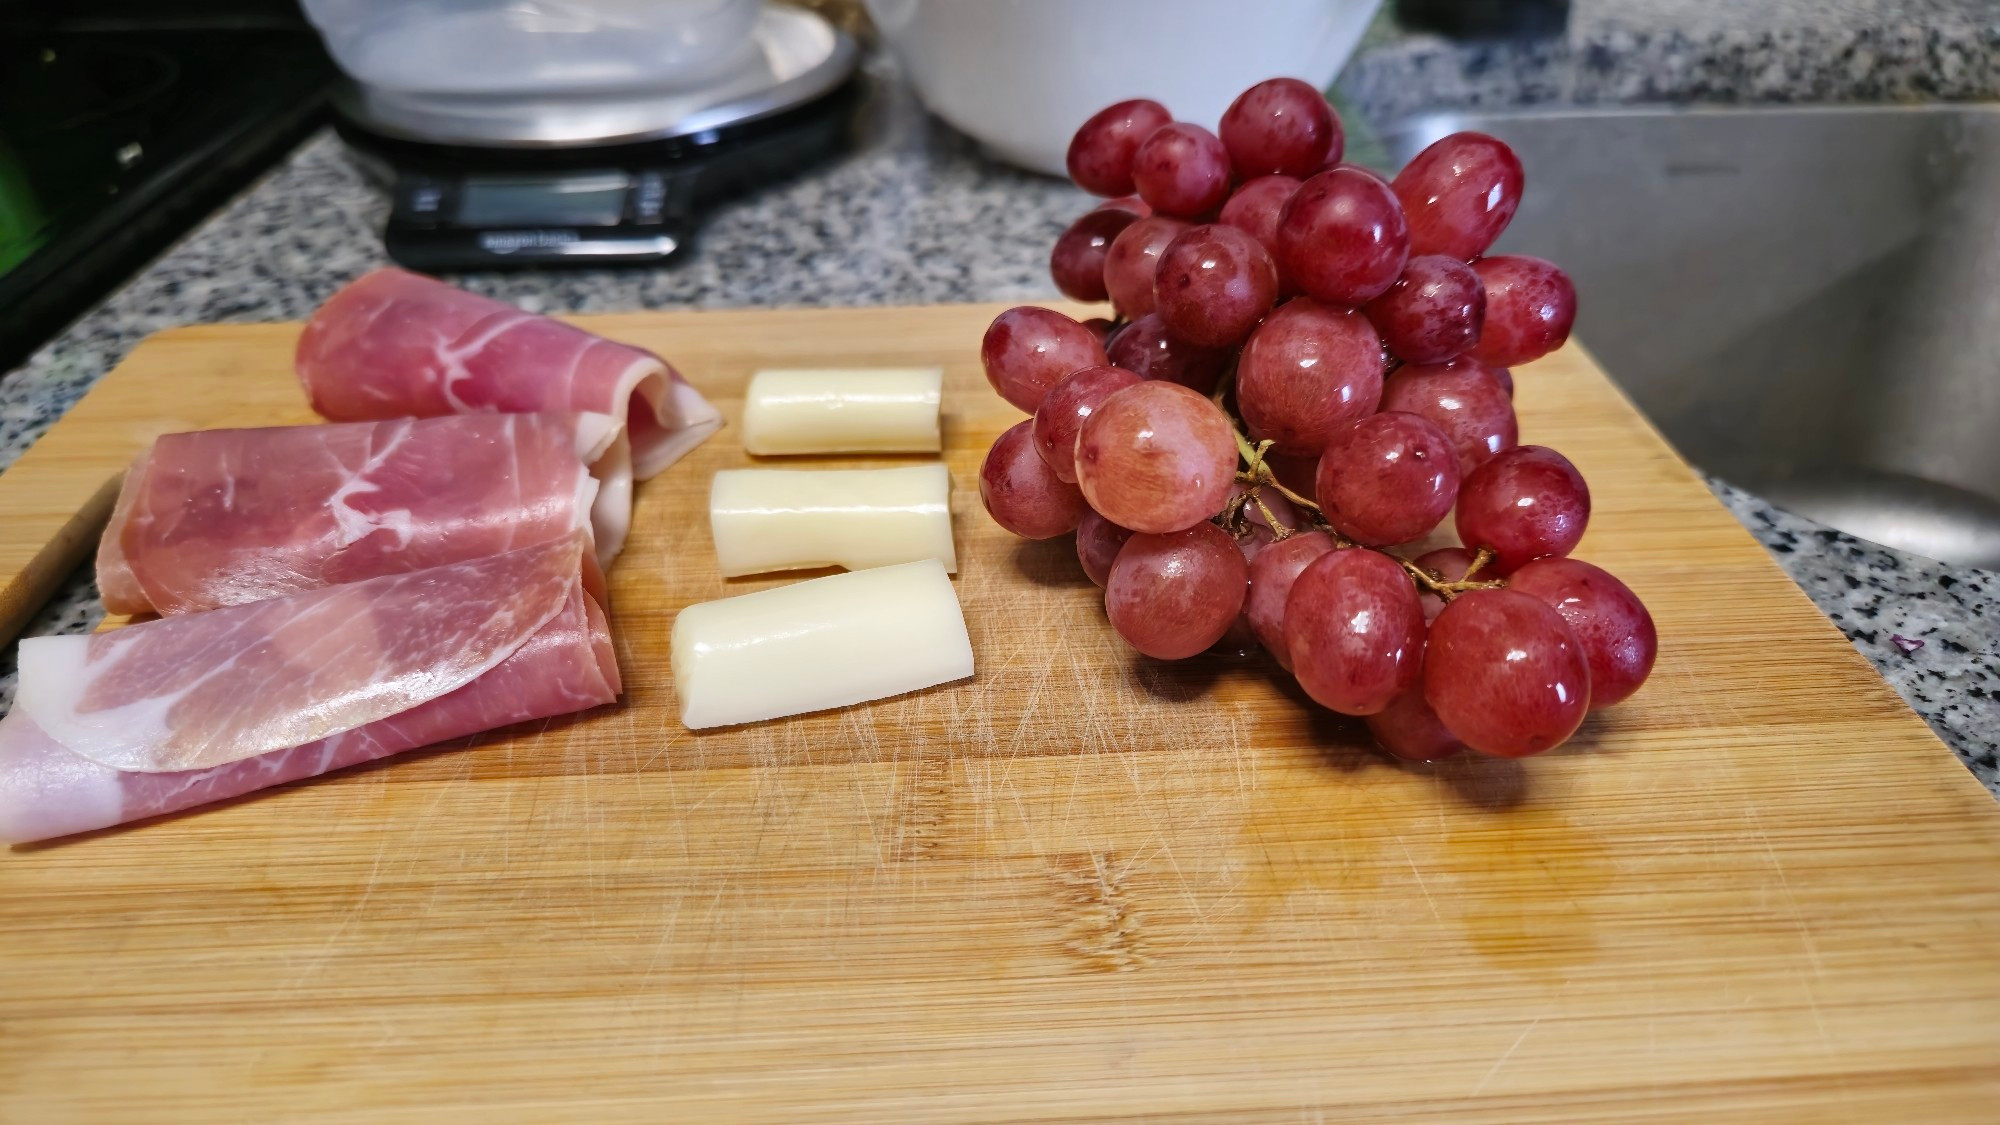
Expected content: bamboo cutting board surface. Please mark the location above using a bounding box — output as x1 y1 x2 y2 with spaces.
2 303 1998 1122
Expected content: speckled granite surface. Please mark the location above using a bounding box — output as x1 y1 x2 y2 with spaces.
1712 482 1998 789
0 20 1995 792
1343 0 2000 120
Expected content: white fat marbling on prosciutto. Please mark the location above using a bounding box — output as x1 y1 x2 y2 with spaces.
324 421 418 550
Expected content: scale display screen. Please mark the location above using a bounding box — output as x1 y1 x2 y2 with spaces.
456 172 631 227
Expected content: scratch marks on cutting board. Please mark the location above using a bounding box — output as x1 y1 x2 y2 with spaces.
1471 1015 1543 1096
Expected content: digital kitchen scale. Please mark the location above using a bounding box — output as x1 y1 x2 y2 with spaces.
333 4 859 271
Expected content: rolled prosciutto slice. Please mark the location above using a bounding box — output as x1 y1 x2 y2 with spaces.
96 412 627 617
296 268 722 479
0 579 617 844
21 536 590 774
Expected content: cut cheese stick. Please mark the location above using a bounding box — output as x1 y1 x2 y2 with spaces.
741 367 944 455
709 463 956 578
671 559 974 729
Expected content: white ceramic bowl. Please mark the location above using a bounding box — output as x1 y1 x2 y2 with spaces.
864 0 1382 177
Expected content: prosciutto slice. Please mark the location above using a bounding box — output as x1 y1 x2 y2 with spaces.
296 268 722 479
96 412 627 617
0 580 617 844
18 537 587 774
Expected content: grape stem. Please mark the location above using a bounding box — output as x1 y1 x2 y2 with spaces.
1237 435 1325 520
1399 547 1505 602
1212 367 1504 602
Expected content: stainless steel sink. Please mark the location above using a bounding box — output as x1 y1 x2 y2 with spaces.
1382 105 2000 568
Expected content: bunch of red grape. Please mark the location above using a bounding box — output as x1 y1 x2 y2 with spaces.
979 78 1657 761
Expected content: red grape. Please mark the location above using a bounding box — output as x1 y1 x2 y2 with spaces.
1391 131 1524 260
1067 99 1173 197
1081 317 1117 343
1236 298 1384 455
980 419 1087 539
1153 223 1279 348
1217 174 1301 292
1315 412 1460 546
1131 122 1233 218
1050 209 1137 303
1425 589 1589 757
1075 381 1238 534
981 306 1109 413
1076 509 1134 587
1244 531 1338 668
1219 78 1341 178
1471 255 1577 367
1455 445 1590 573
1366 687 1467 762
1507 558 1657 708
1275 166 1410 306
1490 366 1515 398
1363 254 1486 363
1285 548 1426 715
1377 358 1518 476
1217 175 1300 253
1032 364 1143 483
1105 521 1249 659
1411 545 1476 622
1096 194 1151 217
1105 312 1230 395
1103 215 1189 320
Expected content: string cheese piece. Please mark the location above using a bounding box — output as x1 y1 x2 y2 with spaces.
671 559 974 729
741 367 944 455
709 463 957 578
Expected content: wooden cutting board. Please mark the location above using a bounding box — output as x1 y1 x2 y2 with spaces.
2 303 1998 1122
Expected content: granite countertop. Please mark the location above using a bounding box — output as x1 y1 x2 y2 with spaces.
0 5 1995 793
1346 0 2000 118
